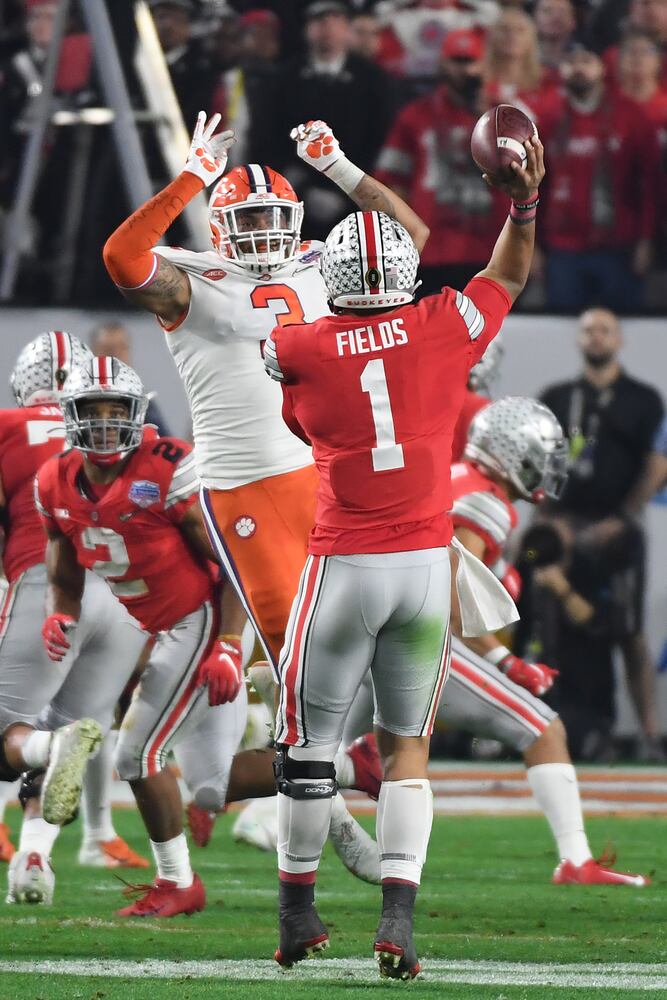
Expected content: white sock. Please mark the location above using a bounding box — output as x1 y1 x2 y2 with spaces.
149 833 193 889
277 744 337 877
376 778 433 885
527 763 592 866
21 730 52 769
333 748 355 789
81 731 117 844
18 816 60 857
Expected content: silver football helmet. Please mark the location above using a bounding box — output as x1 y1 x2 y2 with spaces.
62 357 148 462
464 396 568 502
468 338 504 396
321 211 419 309
10 331 93 407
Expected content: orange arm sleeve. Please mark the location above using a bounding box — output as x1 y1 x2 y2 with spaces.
103 172 204 289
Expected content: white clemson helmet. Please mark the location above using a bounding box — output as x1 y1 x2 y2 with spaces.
321 211 419 310
62 356 148 464
468 337 504 396
10 331 93 407
464 396 568 502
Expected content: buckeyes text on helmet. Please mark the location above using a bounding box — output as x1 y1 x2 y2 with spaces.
464 395 569 502
10 331 93 408
62 356 149 465
321 211 420 310
208 164 304 271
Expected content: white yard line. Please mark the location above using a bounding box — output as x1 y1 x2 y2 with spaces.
1 958 666 989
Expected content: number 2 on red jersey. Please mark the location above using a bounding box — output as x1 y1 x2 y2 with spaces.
360 359 405 472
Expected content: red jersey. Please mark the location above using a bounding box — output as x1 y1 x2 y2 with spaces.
450 460 517 566
266 277 511 556
35 437 212 633
0 405 67 583
540 89 661 250
375 89 507 266
451 390 490 463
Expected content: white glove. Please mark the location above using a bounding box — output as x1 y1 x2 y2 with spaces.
290 119 364 194
184 111 235 186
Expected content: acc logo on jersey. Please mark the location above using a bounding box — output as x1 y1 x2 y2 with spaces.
202 269 227 281
234 515 256 538
128 480 161 509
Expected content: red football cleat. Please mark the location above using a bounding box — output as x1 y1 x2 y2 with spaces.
187 803 216 848
115 873 206 917
346 733 382 801
552 855 649 887
0 823 16 863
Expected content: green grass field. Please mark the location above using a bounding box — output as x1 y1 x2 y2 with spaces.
0 805 665 999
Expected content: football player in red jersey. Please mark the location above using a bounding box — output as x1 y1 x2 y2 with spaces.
0 332 152 906
35 356 252 918
344 397 649 888
263 125 544 977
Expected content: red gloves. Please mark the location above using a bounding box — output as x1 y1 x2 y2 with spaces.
42 613 77 662
498 653 559 698
501 564 523 603
197 635 243 706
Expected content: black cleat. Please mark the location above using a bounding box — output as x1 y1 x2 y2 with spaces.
374 883 421 980
275 903 329 967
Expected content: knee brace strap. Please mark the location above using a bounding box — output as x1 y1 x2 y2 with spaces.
273 748 338 800
18 768 45 809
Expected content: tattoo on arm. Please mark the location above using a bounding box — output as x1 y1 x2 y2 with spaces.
351 177 397 217
121 256 191 322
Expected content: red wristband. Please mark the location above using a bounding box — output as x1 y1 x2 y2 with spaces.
509 193 539 225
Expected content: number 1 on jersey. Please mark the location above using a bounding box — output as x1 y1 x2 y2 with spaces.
360 359 405 472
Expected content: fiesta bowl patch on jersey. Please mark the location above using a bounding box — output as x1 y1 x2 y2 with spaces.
235 516 256 538
128 480 161 508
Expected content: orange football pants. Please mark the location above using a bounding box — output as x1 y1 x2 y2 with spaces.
201 464 318 667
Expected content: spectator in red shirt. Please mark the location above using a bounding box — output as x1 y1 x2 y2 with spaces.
483 9 562 126
376 28 508 296
534 0 577 71
540 43 661 313
604 0 667 85
617 28 667 133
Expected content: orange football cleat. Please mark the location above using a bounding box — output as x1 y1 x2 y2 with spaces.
0 823 16 862
79 836 149 869
116 873 206 918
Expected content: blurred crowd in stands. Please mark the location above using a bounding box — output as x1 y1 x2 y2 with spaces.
1 0 667 309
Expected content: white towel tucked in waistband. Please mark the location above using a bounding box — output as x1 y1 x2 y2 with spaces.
450 535 519 637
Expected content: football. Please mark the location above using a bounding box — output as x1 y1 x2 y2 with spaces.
470 104 538 180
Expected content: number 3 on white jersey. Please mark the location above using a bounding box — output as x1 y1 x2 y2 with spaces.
360 359 405 472
81 527 148 599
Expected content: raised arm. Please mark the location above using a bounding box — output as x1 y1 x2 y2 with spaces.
474 138 545 303
102 112 235 323
290 120 430 253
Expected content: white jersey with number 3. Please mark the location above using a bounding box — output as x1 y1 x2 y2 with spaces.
159 242 328 489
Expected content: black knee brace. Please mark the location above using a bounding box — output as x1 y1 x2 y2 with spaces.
19 768 79 825
0 736 22 782
273 747 338 800
18 769 45 809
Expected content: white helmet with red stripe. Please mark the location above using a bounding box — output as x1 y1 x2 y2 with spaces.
321 211 419 310
62 356 148 464
10 331 93 407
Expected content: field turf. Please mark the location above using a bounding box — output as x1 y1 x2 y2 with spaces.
0 805 664 999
